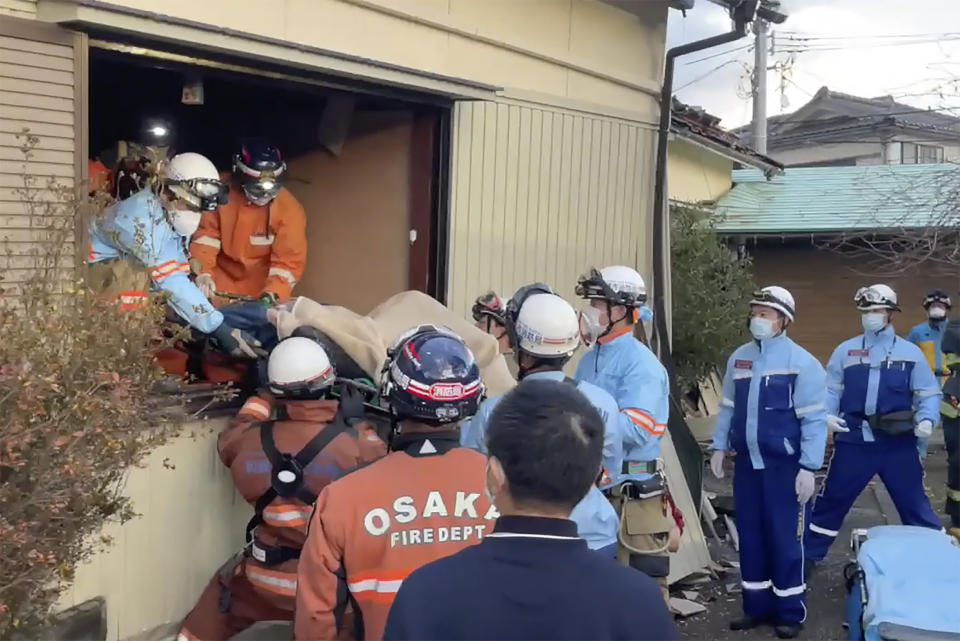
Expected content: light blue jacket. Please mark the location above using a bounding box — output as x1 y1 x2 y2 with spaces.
459 370 622 550
88 189 223 333
713 332 827 471
575 330 669 481
826 324 940 444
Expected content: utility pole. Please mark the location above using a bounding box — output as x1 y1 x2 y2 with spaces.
751 18 768 154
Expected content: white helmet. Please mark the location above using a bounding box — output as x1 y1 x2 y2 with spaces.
267 336 336 397
855 284 900 311
576 265 647 307
165 152 226 211
749 286 796 321
514 293 580 359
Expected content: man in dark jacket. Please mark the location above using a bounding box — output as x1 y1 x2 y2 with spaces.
382 378 680 641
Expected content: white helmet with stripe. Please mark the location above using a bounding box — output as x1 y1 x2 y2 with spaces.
514 293 580 359
749 286 796 321
267 336 335 398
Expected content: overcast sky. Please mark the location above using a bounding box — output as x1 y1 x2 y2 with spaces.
667 0 960 128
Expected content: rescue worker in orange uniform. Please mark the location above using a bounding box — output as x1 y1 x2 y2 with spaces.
295 325 497 641
177 334 386 641
190 140 306 306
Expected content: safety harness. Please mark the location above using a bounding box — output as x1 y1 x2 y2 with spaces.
245 406 355 565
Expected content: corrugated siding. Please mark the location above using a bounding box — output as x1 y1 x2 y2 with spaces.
0 0 37 19
448 100 656 316
0 29 77 296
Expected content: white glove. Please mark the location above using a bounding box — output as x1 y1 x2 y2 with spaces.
915 419 934 438
826 414 849 434
795 469 816 504
710 450 725 479
195 273 216 299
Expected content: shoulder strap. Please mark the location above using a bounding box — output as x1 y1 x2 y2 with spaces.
245 409 356 542
563 376 578 387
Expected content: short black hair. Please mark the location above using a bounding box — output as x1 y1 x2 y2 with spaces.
486 378 604 512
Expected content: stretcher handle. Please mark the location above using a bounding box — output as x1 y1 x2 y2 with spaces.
331 377 392 418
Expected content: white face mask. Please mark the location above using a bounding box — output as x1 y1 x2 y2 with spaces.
929 306 947 320
861 312 887 333
749 316 777 341
578 305 604 346
169 208 201 237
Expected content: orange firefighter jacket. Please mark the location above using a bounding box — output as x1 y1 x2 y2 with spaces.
294 432 497 641
218 395 386 610
190 184 307 301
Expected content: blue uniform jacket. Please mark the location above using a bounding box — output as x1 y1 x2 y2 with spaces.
575 329 669 482
460 370 622 550
88 189 223 333
907 320 947 378
826 324 940 444
713 332 827 471
383 516 680 641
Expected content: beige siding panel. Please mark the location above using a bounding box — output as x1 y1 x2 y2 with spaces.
0 158 74 176
0 0 37 18
0 75 74 99
0 18 79 301
448 99 655 320
0 104 74 126
0 46 75 71
0 34 70 58
0 89 73 112
0 61 73 85
0 131 73 150
0 118 75 139
0 145 73 163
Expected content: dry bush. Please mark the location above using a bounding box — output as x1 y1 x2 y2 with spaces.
0 133 184 638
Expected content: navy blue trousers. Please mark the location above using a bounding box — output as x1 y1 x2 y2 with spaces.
805 437 941 562
734 460 809 626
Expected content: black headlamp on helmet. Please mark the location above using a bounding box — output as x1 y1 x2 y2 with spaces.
234 140 286 206
923 289 952 310
854 286 900 312
471 291 506 325
575 268 646 307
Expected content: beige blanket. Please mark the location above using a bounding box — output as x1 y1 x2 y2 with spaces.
277 291 516 397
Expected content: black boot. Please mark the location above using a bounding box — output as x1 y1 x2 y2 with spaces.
729 616 768 631
775 623 802 639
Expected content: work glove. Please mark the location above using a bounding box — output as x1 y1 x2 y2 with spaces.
195 273 216 299
915 419 934 438
210 322 268 359
337 382 366 426
826 414 849 434
709 450 726 479
795 469 816 504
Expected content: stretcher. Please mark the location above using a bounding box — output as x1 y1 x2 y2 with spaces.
845 525 960 641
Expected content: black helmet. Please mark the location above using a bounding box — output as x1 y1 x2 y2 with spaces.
234 139 286 206
923 289 952 310
381 325 483 424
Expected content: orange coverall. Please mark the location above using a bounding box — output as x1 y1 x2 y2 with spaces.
294 432 497 641
190 185 307 301
178 395 386 641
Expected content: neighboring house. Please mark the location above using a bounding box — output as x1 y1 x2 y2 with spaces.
0 1 722 637
669 99 781 203
715 164 960 363
734 86 960 168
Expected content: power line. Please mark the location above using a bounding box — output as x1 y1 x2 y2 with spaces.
684 43 753 66
676 59 748 92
